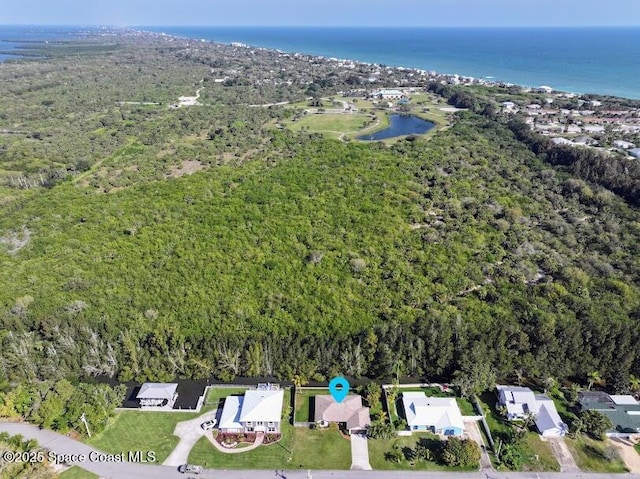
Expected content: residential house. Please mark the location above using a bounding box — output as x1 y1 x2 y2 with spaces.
496 385 567 437
579 391 640 438
314 394 371 434
629 148 640 159
613 140 636 149
372 89 405 100
136 382 178 408
219 384 284 434
402 392 464 436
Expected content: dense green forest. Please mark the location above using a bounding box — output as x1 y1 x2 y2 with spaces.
1 35 639 393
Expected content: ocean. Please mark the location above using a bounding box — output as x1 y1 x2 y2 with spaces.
2 25 640 99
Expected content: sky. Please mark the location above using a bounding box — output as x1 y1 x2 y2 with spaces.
2 0 640 27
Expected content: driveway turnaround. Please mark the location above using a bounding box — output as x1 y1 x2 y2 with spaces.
350 433 372 470
546 437 580 473
2 421 640 479
162 409 218 467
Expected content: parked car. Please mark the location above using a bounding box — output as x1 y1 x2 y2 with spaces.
200 419 217 430
178 464 203 474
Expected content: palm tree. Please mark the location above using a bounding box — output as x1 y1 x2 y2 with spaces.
587 371 601 390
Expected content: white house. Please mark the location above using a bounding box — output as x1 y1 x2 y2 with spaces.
402 392 464 436
219 385 284 434
136 382 178 408
496 385 567 437
372 89 404 100
613 140 636 149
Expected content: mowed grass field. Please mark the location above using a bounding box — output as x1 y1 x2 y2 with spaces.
187 426 351 469
287 112 374 138
87 411 198 464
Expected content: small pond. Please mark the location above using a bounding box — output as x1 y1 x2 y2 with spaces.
357 114 435 141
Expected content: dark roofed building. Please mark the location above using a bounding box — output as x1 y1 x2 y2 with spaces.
579 391 640 438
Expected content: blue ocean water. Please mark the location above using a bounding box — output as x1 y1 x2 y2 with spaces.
2 26 639 99
144 26 640 99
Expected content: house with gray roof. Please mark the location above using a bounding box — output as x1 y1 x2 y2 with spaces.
579 391 640 438
496 385 567 437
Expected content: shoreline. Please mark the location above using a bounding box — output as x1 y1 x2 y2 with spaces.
2 25 640 101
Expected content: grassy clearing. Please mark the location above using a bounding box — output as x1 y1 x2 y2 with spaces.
294 388 325 423
520 433 560 471
288 113 373 137
565 436 628 473
58 466 99 479
635 443 640 455
87 411 197 464
291 427 351 469
368 434 475 471
205 387 250 409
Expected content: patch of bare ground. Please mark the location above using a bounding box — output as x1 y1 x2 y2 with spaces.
0 226 31 254
168 159 205 178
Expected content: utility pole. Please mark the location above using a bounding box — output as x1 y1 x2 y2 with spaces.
80 412 91 438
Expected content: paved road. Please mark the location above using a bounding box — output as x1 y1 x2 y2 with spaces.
349 433 371 470
2 422 640 479
162 409 218 467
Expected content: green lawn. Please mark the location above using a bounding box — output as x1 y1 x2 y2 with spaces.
635 443 640 455
368 433 476 471
188 423 295 469
294 388 325 423
58 466 99 479
291 427 351 469
188 425 352 470
288 112 374 137
205 387 250 409
87 410 198 464
565 436 628 473
519 433 560 471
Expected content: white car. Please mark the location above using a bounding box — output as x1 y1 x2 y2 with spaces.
200 419 217 430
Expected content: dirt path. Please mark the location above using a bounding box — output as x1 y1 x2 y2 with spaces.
611 437 640 473
546 437 580 472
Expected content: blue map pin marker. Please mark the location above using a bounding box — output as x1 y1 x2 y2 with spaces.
328 376 350 403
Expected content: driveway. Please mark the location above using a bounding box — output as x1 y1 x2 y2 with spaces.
350 433 372 470
546 437 579 472
611 437 640 473
162 409 218 466
463 419 493 471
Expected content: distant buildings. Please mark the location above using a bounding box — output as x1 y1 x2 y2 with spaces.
372 89 405 100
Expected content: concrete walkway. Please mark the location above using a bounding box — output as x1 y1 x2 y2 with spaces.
162 409 218 466
350 433 372 470
207 432 264 453
463 419 493 471
547 437 580 473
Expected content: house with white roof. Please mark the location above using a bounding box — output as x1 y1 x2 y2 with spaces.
372 89 405 100
496 385 568 437
219 385 284 434
136 382 178 408
402 392 464 436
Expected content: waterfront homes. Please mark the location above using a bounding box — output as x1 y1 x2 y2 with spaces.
219 384 284 434
402 392 464 436
314 394 371 434
496 385 567 437
136 382 178 408
579 391 640 438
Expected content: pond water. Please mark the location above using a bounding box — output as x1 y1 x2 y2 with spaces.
357 114 435 141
